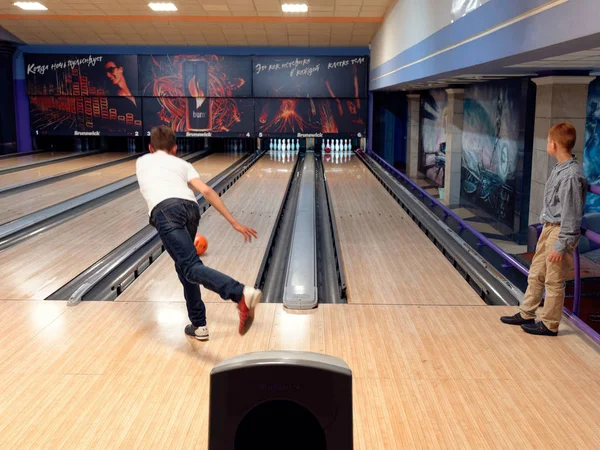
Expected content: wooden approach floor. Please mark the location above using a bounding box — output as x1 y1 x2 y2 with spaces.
0 155 598 449
0 152 130 190
0 301 598 449
0 153 241 299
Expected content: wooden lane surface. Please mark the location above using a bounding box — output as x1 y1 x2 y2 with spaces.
0 158 139 225
0 151 74 170
0 152 130 190
325 156 483 306
117 155 296 303
0 300 598 449
0 153 241 300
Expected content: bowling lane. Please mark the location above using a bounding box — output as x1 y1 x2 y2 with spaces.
0 153 242 300
0 152 131 190
116 154 296 303
325 155 483 306
0 152 74 170
0 157 141 225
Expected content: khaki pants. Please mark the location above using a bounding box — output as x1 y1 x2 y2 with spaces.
520 224 573 332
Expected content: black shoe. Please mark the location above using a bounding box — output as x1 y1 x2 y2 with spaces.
500 313 534 326
521 321 558 336
185 324 209 340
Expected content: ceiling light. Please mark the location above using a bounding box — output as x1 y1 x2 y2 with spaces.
282 4 308 13
13 2 47 10
149 3 177 12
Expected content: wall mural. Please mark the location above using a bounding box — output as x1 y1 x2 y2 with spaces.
29 95 142 136
584 77 600 212
24 53 368 138
461 80 525 226
255 98 366 138
142 97 254 138
451 0 490 21
252 56 368 99
419 89 448 185
24 54 139 97
138 54 252 98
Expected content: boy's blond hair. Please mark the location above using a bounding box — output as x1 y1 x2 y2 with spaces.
548 123 576 152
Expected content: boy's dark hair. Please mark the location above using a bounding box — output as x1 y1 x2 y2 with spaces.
150 125 176 153
549 123 577 152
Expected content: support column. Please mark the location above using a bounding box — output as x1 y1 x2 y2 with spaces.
406 94 420 178
443 88 465 206
529 76 595 226
367 91 374 153
12 49 31 153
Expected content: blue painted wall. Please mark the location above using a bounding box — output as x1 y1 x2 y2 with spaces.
0 42 17 153
370 0 600 90
372 92 407 169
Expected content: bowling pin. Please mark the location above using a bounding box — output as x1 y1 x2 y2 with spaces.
321 139 325 152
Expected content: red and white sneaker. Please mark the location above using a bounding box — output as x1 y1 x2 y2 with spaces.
237 286 262 334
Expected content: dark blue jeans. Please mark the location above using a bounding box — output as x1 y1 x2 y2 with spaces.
150 198 244 327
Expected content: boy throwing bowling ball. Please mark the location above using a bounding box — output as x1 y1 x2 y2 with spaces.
136 125 261 340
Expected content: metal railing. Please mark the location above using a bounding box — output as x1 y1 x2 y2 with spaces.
365 149 600 344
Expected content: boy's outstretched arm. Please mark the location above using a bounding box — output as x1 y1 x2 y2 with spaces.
189 177 258 243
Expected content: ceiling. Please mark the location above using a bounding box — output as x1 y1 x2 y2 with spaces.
508 48 600 71
0 0 392 46
390 46 600 92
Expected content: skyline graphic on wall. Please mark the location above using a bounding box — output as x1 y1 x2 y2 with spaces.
29 95 142 136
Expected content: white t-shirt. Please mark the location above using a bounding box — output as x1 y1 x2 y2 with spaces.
136 151 200 215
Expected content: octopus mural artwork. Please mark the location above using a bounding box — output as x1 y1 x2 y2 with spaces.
419 89 448 186
584 78 600 212
461 82 522 226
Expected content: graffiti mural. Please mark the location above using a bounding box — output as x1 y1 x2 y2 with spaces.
584 78 600 212
419 89 448 185
461 80 525 226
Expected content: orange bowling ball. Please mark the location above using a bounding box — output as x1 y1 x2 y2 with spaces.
194 234 208 256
